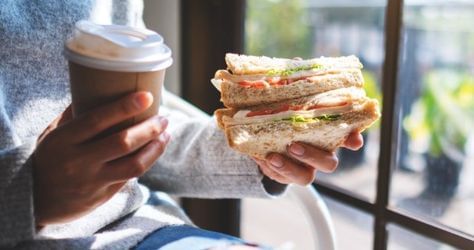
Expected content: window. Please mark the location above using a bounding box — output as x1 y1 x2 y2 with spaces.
246 0 385 201
245 0 474 248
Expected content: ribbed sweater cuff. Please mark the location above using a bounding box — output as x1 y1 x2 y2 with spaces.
0 139 36 248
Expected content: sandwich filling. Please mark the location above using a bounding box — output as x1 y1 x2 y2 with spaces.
224 87 367 126
212 68 361 90
211 55 363 90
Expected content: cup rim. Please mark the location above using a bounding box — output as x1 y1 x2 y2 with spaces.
64 46 173 72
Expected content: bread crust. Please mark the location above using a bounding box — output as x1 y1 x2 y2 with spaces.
214 108 237 129
225 53 362 75
220 100 379 160
220 70 363 108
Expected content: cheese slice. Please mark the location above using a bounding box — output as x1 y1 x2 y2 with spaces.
225 105 354 126
213 68 361 83
225 87 367 126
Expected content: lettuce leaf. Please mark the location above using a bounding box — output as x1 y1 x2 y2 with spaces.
280 114 341 125
267 64 323 77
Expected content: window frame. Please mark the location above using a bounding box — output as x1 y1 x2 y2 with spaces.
179 0 474 248
313 0 474 249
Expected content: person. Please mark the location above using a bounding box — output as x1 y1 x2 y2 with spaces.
0 1 363 249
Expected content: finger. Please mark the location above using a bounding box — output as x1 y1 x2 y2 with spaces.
37 105 74 144
101 135 169 183
342 132 364 151
60 91 153 143
287 143 339 173
253 158 289 184
81 116 168 163
57 105 74 127
266 153 316 185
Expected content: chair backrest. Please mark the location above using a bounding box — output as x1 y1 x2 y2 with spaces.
285 185 337 250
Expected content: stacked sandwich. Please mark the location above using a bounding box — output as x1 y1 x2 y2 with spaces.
212 53 380 160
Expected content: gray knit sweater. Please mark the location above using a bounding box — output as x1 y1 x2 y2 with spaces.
0 1 285 249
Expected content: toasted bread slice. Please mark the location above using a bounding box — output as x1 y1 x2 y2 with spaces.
218 99 379 160
225 53 362 75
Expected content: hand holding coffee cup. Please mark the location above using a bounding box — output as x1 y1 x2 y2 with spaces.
32 22 172 226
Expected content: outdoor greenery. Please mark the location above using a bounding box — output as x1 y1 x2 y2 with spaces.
404 70 474 158
245 0 312 58
362 70 382 129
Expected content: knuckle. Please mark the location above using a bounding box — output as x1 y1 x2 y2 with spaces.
115 131 133 152
275 163 292 176
130 159 148 177
85 114 103 132
62 159 78 177
119 99 135 115
150 124 162 137
42 130 59 145
259 165 277 180
301 170 316 185
154 141 166 155
326 154 339 172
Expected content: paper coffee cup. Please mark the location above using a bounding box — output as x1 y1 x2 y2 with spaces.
64 21 172 136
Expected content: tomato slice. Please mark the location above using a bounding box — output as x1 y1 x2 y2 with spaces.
272 104 290 113
246 109 274 117
246 104 290 117
238 80 266 88
277 79 289 85
238 81 253 87
267 78 289 86
238 77 307 88
287 77 305 84
289 105 303 111
266 77 281 85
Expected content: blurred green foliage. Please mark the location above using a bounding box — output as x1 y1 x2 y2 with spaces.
362 70 382 129
245 0 312 58
404 70 474 157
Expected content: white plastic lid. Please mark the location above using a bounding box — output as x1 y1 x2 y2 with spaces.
64 21 173 72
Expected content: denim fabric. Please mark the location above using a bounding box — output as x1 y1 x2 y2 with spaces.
134 225 247 250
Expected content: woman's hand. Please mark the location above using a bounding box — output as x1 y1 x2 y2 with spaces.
33 92 169 226
253 132 364 185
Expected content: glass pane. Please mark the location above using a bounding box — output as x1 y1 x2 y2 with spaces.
322 195 374 249
387 223 457 250
245 0 387 201
391 1 474 236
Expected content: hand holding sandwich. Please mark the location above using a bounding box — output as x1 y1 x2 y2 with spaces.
253 131 363 185
213 53 380 186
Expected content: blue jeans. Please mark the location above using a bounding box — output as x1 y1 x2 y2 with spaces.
135 225 267 250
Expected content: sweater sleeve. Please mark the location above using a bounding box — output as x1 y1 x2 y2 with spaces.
0 139 36 248
139 93 287 199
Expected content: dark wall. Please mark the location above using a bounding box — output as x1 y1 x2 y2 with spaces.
180 0 246 236
181 0 245 114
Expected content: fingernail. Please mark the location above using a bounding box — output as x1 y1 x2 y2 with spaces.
269 155 283 168
289 143 305 156
159 132 170 143
134 92 153 109
156 116 168 128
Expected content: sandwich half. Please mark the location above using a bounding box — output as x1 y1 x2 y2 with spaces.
211 53 364 108
215 87 380 160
